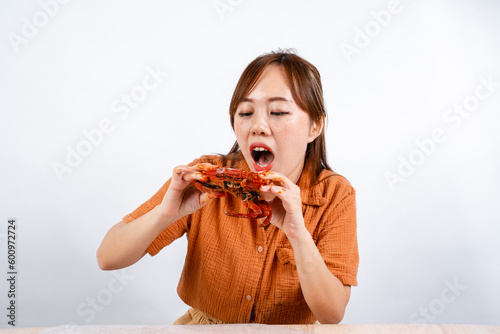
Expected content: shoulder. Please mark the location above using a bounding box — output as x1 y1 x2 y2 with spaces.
318 169 355 196
299 169 355 207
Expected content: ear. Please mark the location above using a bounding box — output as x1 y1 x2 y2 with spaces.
307 118 323 143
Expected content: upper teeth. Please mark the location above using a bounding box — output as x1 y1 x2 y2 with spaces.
253 147 268 152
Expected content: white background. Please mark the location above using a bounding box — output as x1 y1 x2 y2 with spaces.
1 0 499 328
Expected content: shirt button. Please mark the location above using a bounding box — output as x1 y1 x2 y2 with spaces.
246 295 252 301
257 246 263 253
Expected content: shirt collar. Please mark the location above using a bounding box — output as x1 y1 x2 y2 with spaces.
297 166 331 206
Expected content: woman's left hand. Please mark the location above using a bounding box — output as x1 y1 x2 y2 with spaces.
258 171 307 240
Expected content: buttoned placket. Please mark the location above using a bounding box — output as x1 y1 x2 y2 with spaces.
242 224 267 322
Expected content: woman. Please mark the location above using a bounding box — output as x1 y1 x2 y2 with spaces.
97 50 358 324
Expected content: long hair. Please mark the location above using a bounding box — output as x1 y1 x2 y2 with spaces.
225 49 331 183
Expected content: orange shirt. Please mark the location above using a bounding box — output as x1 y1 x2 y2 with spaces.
123 155 358 324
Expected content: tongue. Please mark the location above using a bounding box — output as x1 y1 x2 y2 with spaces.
258 151 274 166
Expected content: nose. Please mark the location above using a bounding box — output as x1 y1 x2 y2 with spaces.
251 112 271 136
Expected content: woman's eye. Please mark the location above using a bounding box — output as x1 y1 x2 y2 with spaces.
238 111 253 117
271 111 290 116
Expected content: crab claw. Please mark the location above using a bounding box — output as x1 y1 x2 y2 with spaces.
225 200 272 227
194 181 227 198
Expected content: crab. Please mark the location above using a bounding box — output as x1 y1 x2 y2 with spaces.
194 165 272 227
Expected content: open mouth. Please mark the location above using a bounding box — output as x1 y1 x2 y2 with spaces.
251 146 275 169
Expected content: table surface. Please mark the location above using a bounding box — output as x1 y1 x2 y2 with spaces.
0 324 499 334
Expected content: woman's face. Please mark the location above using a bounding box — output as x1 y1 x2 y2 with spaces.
234 64 321 183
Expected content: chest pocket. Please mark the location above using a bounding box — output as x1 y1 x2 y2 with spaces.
274 247 301 305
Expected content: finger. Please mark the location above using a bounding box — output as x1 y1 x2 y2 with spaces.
189 163 219 172
182 171 208 183
173 163 218 176
172 165 189 181
182 163 221 183
262 184 287 196
173 165 188 173
258 170 285 182
258 171 292 188
261 183 301 204
200 191 225 205
262 184 302 215
200 192 212 205
261 184 289 207
172 166 209 189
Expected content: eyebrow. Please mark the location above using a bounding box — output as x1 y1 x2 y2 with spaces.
242 97 292 103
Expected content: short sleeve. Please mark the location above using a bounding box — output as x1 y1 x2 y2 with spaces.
122 178 190 256
121 155 225 256
316 188 358 286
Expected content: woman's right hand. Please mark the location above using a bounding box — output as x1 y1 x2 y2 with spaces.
157 163 223 223
97 163 222 271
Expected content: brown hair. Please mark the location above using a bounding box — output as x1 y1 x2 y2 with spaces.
225 49 331 183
